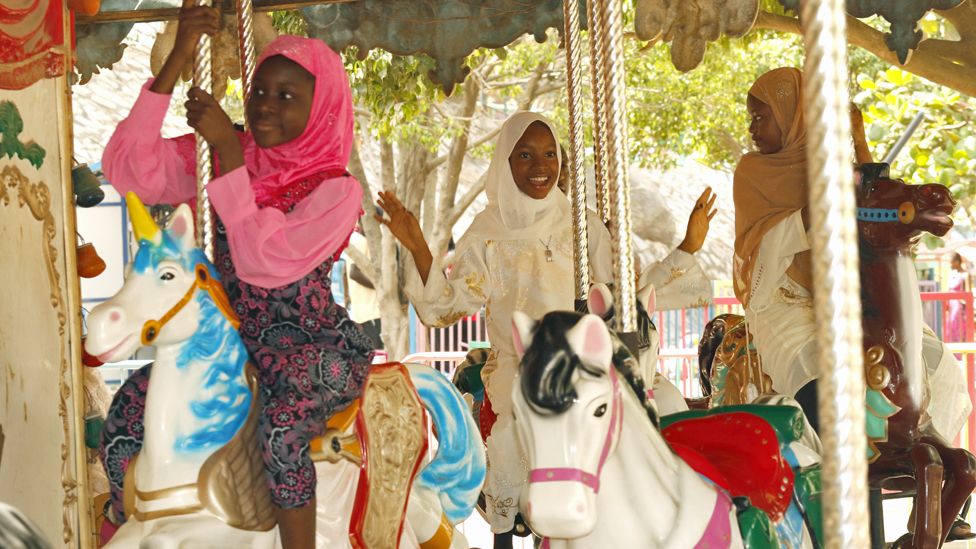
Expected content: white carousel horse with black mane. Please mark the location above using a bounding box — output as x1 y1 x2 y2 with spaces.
510 310 745 548
85 193 484 548
511 309 822 548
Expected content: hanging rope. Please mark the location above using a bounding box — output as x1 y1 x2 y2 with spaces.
800 0 870 546
193 0 215 258
236 0 256 109
587 0 610 226
594 0 635 334
564 0 589 301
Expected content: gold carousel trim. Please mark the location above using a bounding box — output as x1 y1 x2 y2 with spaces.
0 164 76 544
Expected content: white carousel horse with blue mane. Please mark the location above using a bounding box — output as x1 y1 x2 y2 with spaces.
85 193 484 549
510 310 820 548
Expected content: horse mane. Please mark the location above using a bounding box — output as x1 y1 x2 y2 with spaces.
590 297 660 427
520 311 603 414
520 310 660 427
173 271 250 451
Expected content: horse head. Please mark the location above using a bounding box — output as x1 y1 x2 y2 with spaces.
85 193 237 362
857 163 955 250
511 311 623 538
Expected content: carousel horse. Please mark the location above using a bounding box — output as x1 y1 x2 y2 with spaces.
855 164 976 548
584 283 694 416
510 310 820 548
698 314 771 407
85 193 485 549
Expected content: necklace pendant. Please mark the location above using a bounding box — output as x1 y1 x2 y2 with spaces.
545 249 553 262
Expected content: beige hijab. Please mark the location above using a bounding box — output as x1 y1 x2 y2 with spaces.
732 67 813 307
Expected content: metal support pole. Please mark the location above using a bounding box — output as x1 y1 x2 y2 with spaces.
800 0 870 547
564 0 590 301
587 0 610 225
594 0 635 334
236 0 256 109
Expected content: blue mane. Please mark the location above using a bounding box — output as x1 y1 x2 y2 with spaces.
133 227 251 453
176 292 251 452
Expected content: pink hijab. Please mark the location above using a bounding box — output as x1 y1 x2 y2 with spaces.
177 36 356 210
243 35 355 206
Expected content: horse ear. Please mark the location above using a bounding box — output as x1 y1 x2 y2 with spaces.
566 314 613 372
587 283 613 318
639 284 657 316
511 311 537 358
166 204 196 250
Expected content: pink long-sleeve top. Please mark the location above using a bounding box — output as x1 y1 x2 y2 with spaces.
102 81 363 289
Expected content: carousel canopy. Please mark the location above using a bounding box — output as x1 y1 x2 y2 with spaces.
74 0 973 95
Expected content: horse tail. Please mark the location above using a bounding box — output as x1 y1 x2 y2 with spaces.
407 364 486 525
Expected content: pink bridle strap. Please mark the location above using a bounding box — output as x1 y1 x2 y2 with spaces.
528 468 600 492
528 367 623 495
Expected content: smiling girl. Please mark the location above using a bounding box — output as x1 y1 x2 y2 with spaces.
100 5 372 547
377 112 714 547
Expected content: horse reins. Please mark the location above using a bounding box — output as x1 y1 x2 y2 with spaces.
141 264 240 345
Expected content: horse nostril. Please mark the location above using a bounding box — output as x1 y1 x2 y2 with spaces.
110 311 121 322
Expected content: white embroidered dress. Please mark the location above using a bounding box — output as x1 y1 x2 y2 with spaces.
404 112 711 532
744 212 971 440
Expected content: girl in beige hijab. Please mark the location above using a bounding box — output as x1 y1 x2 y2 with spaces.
733 68 970 450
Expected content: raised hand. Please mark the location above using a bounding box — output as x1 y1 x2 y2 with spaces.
172 0 220 61
678 187 717 254
185 87 243 171
150 0 220 95
375 191 427 252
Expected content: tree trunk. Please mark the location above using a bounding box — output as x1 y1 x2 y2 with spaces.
377 137 410 361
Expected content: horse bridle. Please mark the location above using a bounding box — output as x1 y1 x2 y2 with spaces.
140 264 240 345
856 203 915 224
527 366 624 494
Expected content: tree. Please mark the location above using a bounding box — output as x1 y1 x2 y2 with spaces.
854 65 976 238
753 0 976 97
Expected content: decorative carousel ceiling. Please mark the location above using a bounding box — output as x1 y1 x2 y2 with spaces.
75 0 580 93
75 0 963 90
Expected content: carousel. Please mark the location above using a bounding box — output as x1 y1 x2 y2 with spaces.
1 0 974 548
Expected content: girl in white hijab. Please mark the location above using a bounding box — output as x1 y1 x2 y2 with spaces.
378 112 713 544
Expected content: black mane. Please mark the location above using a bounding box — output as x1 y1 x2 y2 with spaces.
519 309 659 427
520 311 603 414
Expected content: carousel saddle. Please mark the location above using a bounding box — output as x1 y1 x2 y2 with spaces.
660 406 806 521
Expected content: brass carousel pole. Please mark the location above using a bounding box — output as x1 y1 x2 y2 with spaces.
800 0 870 546
194 0 215 257
564 0 589 303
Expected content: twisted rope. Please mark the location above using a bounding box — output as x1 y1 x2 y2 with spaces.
595 0 635 334
564 0 589 300
236 0 256 108
587 0 610 225
194 0 215 258
800 0 870 547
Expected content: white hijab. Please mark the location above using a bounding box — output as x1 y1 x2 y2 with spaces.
463 112 570 246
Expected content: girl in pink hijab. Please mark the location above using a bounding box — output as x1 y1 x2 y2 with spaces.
101 6 372 547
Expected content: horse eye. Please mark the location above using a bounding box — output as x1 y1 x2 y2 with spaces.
160 272 175 281
594 404 607 417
